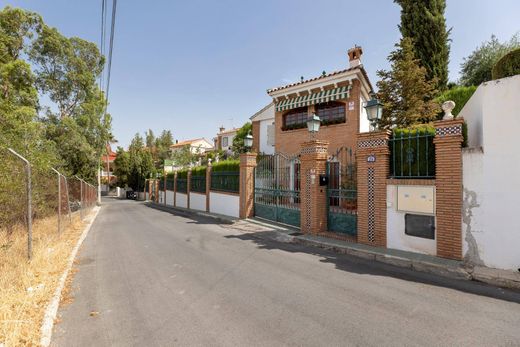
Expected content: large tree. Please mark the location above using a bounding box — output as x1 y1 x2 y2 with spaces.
395 0 450 91
231 122 252 155
459 33 520 86
376 38 440 129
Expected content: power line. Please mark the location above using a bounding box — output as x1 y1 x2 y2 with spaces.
105 0 117 106
99 0 107 91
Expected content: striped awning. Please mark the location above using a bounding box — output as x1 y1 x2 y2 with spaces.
275 85 350 112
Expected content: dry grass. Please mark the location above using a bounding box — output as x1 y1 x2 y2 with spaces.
0 211 92 346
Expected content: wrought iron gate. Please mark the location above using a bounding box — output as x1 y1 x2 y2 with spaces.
327 147 357 235
254 153 301 228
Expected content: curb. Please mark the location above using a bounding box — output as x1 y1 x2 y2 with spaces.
39 206 101 347
145 202 237 225
293 236 472 281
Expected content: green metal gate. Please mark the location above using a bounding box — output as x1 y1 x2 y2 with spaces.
327 147 357 235
254 153 301 228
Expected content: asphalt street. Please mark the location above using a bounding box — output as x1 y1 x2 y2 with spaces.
52 198 520 347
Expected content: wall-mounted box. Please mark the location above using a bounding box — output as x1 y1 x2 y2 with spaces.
397 185 435 214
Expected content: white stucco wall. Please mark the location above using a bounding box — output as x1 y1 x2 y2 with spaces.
166 190 174 206
190 192 206 211
460 75 520 271
259 119 275 154
359 96 370 133
386 185 437 255
209 192 239 218
176 193 188 208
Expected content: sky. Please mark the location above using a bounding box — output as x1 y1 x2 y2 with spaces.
3 0 520 148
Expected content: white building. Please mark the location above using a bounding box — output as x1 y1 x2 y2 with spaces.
170 138 214 155
250 102 275 155
215 127 239 152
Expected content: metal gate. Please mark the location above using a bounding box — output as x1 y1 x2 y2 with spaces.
254 153 301 228
327 147 357 235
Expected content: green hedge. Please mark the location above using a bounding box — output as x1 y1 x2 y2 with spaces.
191 166 207 176
211 159 239 173
492 48 520 80
436 85 476 117
177 170 188 179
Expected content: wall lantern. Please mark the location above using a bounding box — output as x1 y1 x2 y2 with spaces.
244 132 253 149
364 92 383 129
307 113 321 136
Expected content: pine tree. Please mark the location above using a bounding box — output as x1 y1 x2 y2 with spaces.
376 38 440 129
395 0 450 91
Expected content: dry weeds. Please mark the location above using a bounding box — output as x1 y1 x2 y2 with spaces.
0 211 91 346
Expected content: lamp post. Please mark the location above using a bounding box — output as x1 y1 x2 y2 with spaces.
307 112 321 139
364 92 383 131
244 132 253 151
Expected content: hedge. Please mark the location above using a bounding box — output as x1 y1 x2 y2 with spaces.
436 85 477 117
492 48 520 80
191 166 207 176
211 159 240 173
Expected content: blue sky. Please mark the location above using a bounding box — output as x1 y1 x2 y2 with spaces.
4 0 520 148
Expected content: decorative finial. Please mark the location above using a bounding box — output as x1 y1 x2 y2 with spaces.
442 100 456 120
322 71 326 76
300 76 304 82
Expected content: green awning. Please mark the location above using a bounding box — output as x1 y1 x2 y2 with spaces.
275 85 350 112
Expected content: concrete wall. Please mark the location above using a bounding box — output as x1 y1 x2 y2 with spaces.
209 192 239 218
190 192 206 211
386 185 436 256
259 119 275 154
460 75 520 270
176 193 188 209
166 190 174 206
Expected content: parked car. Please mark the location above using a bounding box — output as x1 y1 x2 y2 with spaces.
126 191 137 200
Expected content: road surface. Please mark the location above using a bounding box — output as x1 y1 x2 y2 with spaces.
52 199 520 346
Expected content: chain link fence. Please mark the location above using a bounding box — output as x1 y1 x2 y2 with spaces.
0 148 98 259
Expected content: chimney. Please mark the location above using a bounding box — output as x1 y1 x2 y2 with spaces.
219 125 225 133
348 45 363 68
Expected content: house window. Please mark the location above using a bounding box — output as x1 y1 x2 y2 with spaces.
222 137 229 147
283 107 307 130
316 101 346 125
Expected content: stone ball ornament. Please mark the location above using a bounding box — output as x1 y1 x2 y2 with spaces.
442 100 456 120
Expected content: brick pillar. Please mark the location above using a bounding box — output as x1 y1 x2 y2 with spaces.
173 172 177 207
356 130 391 247
206 162 212 212
239 152 257 219
155 179 159 203
187 169 191 209
300 140 329 234
163 174 167 205
434 119 464 260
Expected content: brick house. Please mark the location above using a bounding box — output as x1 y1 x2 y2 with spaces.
266 46 374 155
214 127 239 152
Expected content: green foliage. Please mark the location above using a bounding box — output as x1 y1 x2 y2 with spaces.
492 48 520 80
113 146 130 187
435 85 477 117
390 125 436 178
170 145 198 168
460 33 520 86
376 38 440 129
395 0 450 90
177 170 188 179
191 166 207 177
211 159 239 173
231 122 252 154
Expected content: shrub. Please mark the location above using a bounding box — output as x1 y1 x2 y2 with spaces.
390 125 436 178
492 48 520 80
211 159 239 172
436 85 477 117
177 170 188 179
191 166 207 177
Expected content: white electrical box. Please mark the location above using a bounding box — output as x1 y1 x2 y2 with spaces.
397 185 435 214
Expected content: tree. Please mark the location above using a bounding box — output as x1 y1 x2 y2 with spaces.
126 133 155 190
155 129 173 166
170 145 198 167
376 38 440 129
231 122 252 155
459 33 520 86
113 146 130 187
395 0 450 91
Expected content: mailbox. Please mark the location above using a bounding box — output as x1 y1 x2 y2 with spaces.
319 174 328 186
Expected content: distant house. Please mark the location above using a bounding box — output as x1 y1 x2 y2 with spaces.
250 102 275 155
101 144 117 191
215 127 239 152
163 159 175 173
170 138 214 155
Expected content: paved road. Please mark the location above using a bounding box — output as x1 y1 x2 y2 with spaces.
53 199 520 347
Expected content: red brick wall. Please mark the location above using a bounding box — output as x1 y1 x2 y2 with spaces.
275 79 362 156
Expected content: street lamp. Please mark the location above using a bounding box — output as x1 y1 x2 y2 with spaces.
244 132 253 150
364 92 383 130
307 112 321 139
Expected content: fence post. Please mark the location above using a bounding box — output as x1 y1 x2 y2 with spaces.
356 130 391 247
7 148 32 260
174 172 177 207
187 168 191 209
51 168 62 234
75 176 84 220
64 176 72 222
433 118 464 260
163 173 167 205
239 152 257 219
299 140 329 234
206 160 212 212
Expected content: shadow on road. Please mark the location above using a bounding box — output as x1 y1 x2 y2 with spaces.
144 202 232 225
225 231 520 304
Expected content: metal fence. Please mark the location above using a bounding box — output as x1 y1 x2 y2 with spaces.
211 171 239 193
389 132 435 178
177 178 188 193
1 148 98 259
190 173 206 193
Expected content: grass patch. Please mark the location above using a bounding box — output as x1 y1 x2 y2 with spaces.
0 211 91 346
